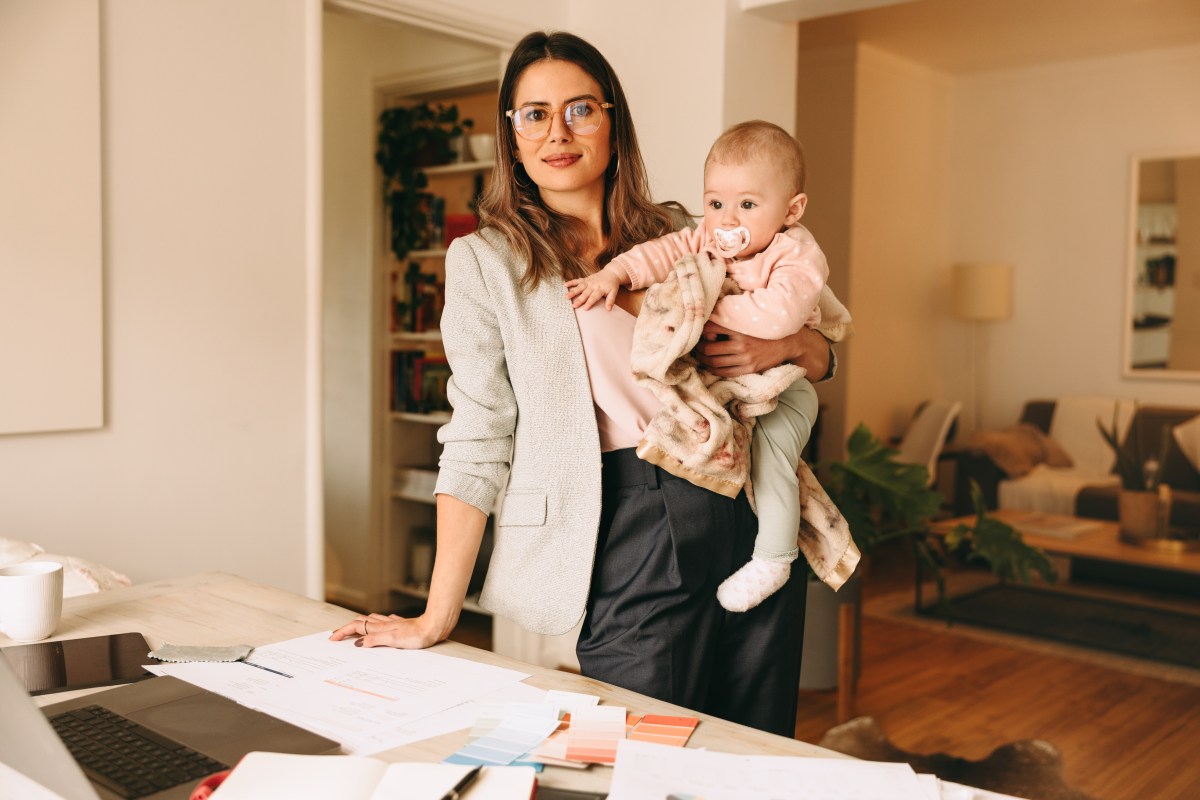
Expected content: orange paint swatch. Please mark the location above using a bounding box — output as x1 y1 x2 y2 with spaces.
627 714 699 747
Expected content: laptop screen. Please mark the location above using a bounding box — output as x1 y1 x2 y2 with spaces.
0 654 99 800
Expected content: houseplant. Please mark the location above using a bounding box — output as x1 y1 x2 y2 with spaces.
820 423 1057 610
1097 405 1173 541
376 102 472 260
799 423 1056 688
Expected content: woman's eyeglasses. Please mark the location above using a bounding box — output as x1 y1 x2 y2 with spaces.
505 100 614 141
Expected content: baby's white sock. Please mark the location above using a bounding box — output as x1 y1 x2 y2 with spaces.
716 557 791 613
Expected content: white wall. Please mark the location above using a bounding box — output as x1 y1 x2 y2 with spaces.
0 0 320 595
795 44 953 452
949 44 1200 428
796 44 856 459
848 46 953 440
566 0 722 207
322 10 498 606
568 0 799 208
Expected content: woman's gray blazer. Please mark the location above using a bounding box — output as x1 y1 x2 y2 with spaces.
433 229 603 636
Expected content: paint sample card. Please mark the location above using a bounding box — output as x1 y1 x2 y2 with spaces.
545 690 600 716
528 714 587 769
627 714 699 747
464 701 554 743
565 705 627 765
445 704 560 766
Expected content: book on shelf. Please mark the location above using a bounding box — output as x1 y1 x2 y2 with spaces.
390 352 452 414
412 355 451 413
210 752 536 799
394 261 446 333
389 349 423 413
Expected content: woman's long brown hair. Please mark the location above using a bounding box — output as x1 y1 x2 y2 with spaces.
476 31 680 289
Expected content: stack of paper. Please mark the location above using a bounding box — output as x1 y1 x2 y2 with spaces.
147 632 538 754
211 753 536 800
611 739 933 800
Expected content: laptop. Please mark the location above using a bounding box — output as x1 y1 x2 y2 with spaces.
0 649 339 799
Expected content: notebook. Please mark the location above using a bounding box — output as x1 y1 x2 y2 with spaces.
0 648 339 799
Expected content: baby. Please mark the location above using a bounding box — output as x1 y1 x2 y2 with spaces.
566 120 844 612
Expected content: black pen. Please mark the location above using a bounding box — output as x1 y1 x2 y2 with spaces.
441 764 482 800
240 659 294 679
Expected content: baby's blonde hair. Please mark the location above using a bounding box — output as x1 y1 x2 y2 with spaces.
705 120 806 195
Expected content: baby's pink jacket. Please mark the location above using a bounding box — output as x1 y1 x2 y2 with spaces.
609 223 828 340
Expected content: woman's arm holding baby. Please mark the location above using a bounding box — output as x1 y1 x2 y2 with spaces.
695 323 832 380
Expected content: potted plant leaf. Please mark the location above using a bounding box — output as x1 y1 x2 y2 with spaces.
376 102 472 261
1097 405 1173 542
800 423 1058 688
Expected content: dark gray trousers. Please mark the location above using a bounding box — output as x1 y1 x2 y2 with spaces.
576 447 806 737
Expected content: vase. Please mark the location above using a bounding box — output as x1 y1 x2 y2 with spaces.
1117 485 1172 543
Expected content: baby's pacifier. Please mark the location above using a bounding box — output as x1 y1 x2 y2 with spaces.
713 226 751 257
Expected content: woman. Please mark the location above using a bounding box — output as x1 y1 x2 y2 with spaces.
331 30 832 736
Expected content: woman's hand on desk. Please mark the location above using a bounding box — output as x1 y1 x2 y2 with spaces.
330 495 483 649
328 612 443 649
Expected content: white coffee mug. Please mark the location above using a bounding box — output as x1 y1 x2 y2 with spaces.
0 561 64 642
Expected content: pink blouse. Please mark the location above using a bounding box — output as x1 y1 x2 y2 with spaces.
574 304 661 452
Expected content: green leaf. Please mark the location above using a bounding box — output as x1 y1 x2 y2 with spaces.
818 427 1059 624
822 424 941 556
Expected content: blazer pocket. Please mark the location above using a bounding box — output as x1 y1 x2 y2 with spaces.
497 491 547 527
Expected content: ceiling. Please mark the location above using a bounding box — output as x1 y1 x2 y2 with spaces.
790 0 1200 74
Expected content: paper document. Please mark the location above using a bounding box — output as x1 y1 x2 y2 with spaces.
147 631 530 754
608 739 932 800
211 752 537 800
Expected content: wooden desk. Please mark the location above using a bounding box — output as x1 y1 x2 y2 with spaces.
24 573 841 794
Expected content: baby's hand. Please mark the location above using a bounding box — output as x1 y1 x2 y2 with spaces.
565 264 625 310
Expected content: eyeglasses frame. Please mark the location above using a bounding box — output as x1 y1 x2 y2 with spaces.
505 100 615 141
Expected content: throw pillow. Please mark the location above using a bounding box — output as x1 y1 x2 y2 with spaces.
966 423 1074 478
0 537 45 565
1173 414 1200 475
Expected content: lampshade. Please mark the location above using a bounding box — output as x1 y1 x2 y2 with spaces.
952 262 1013 321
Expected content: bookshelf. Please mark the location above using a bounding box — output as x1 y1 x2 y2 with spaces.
372 87 497 618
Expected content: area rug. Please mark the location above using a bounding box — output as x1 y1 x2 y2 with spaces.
819 716 1095 800
926 584 1200 669
862 587 1200 687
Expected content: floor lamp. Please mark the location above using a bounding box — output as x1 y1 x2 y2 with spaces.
952 262 1013 433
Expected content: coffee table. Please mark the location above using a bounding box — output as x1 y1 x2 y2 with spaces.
920 510 1200 667
931 509 1200 577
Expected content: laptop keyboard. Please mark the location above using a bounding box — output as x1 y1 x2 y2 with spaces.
49 705 228 799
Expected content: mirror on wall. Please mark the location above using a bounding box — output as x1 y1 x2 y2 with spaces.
1124 153 1200 379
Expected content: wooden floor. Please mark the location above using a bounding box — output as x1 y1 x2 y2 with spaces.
446 539 1200 799
794 541 1200 800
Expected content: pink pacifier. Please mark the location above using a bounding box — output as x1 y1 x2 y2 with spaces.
712 226 751 257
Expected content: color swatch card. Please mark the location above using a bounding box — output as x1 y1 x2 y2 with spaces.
627 715 699 747
544 690 600 715
527 714 582 768
564 705 627 765
444 703 560 767
463 701 554 743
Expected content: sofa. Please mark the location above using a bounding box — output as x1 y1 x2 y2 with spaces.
954 397 1200 530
